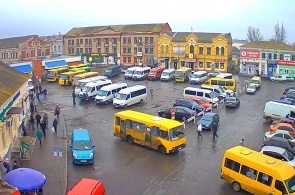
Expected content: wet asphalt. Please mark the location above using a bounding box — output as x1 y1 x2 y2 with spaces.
41 67 290 195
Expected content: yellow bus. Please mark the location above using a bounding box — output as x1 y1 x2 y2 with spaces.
114 110 186 154
221 146 295 194
175 67 192 82
58 70 86 86
69 64 88 69
70 67 91 73
46 67 69 82
202 78 236 91
72 72 99 86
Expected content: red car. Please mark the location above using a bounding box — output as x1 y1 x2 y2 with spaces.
189 97 212 109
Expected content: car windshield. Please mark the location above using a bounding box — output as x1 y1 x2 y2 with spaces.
283 150 295 161
162 72 170 76
126 70 134 74
72 140 92 150
149 71 157 75
201 115 213 121
248 85 256 89
115 93 128 100
47 72 55 77
251 80 260 84
191 74 201 78
218 87 225 92
105 69 111 73
97 90 107 96
209 92 216 98
28 80 33 87
226 98 236 102
84 86 92 92
285 175 295 193
169 125 185 141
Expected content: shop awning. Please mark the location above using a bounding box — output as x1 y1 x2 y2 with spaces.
45 60 68 69
12 64 33 73
6 107 23 114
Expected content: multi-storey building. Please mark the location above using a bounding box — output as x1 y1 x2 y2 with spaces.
0 35 51 63
157 32 232 72
64 23 172 66
239 41 295 77
48 33 64 56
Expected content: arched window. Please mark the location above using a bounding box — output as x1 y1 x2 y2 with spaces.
221 47 225 56
165 45 169 53
216 47 219 55
190 45 194 53
161 45 164 53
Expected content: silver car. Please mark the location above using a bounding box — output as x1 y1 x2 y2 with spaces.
246 84 256 94
260 146 295 168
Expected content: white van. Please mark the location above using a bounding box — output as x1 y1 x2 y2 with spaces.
74 76 107 95
183 87 219 104
124 67 138 79
216 73 233 79
161 68 175 81
132 67 151 80
113 85 147 108
201 85 228 100
95 83 127 104
79 79 112 99
190 71 207 84
263 101 295 123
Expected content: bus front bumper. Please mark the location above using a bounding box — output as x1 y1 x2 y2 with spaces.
170 144 186 153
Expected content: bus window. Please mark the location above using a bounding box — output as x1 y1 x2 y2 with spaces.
116 116 120 125
211 80 218 85
152 126 159 136
241 165 257 180
159 130 168 140
126 119 132 128
226 81 234 86
225 158 240 172
218 80 225 86
257 172 273 186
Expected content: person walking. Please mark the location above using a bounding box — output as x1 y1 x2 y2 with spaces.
82 92 87 104
212 122 219 139
240 139 245 146
52 117 59 134
35 113 41 128
21 120 27 136
2 158 10 174
54 105 60 118
12 161 20 170
42 113 48 129
40 120 47 138
30 114 35 131
197 123 203 139
30 101 35 114
36 129 44 146
72 90 76 106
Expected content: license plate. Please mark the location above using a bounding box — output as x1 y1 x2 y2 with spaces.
81 160 87 162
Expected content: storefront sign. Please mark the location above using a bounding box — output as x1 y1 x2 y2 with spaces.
277 60 295 66
215 59 225 62
173 46 185 54
240 50 260 58
185 59 196 62
245 62 259 65
137 52 143 57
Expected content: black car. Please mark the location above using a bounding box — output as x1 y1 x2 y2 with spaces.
262 137 295 155
173 98 205 114
225 97 240 108
285 86 295 93
158 106 196 121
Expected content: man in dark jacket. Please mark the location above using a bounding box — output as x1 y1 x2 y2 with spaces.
30 114 35 131
40 120 47 138
53 117 59 134
35 113 41 128
212 122 219 139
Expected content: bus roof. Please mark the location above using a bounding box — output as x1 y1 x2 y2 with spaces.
176 67 192 72
207 78 235 81
78 76 107 84
74 72 99 78
225 146 295 178
115 110 182 130
61 70 85 75
48 67 69 72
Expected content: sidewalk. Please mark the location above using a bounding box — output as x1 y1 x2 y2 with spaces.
21 104 68 195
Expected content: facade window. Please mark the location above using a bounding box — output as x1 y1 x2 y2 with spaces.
161 45 164 53
274 54 277 59
104 38 109 44
285 69 289 74
80 39 83 44
97 38 101 45
85 39 89 44
190 45 194 53
27 53 30 57
134 57 137 63
292 55 295 61
97 48 101 53
215 62 219 69
113 48 117 53
128 57 131 63
89 48 92 53
71 40 74 45
145 48 149 54
145 37 149 43
138 37 142 43
113 38 117 44
123 37 126 43
127 48 131 53
89 39 92 45
150 37 154 43
134 37 137 43
123 48 127 53
221 47 224 56
262 53 266 59
54 46 57 52
134 47 137 54
207 47 211 55
68 48 71 54
206 62 211 68
76 48 80 54
216 47 219 55
150 48 154 54
105 48 109 53
199 47 203 55
58 46 61 51
127 37 131 43
165 45 169 53
85 48 89 53
220 63 224 69
268 53 272 59
138 47 142 52
68 40 71 45
79 48 83 53
123 57 126 63
199 61 203 68
279 54 284 60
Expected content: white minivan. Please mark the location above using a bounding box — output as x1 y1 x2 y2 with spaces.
95 83 127 105
201 85 228 100
79 79 112 99
183 87 219 104
161 68 175 81
190 71 207 84
113 85 147 108
124 67 138 79
132 67 151 80
263 101 295 122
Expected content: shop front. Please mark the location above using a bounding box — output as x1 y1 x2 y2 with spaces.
267 61 277 76
160 57 170 69
240 61 259 76
277 60 295 77
185 59 196 70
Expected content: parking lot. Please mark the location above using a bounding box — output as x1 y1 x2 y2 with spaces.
40 67 290 195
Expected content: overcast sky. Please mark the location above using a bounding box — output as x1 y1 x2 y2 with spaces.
1 0 294 43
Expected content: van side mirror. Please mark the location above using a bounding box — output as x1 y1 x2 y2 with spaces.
92 145 96 148
69 145 72 148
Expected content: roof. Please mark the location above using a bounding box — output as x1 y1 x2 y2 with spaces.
0 35 35 49
241 41 295 51
12 64 33 73
171 32 231 43
0 61 29 106
45 60 68 69
72 129 90 140
65 23 169 36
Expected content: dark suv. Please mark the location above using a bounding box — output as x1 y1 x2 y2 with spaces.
262 137 295 155
173 98 204 114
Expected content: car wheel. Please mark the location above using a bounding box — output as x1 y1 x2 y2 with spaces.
158 145 166 154
105 100 109 105
127 136 134 144
282 80 285 83
162 113 167 118
232 182 241 192
271 79 273 82
182 116 187 121
140 99 143 104
266 116 273 123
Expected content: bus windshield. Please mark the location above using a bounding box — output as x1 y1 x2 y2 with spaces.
175 72 184 77
285 175 295 193
191 74 201 78
149 71 157 75
59 74 69 80
47 72 55 77
162 72 170 76
97 90 108 96
134 71 142 75
116 93 128 100
169 125 185 141
84 86 92 92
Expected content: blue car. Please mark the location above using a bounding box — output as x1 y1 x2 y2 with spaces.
198 112 219 130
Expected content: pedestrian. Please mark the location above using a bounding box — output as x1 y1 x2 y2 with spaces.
82 92 87 104
52 117 59 134
286 113 290 118
12 160 20 170
30 101 34 114
35 113 41 128
212 122 218 139
42 113 48 129
72 90 76 106
54 105 60 118
36 129 44 146
36 92 40 103
240 138 245 146
68 80 72 87
197 123 203 139
86 93 89 105
30 114 35 131
39 84 42 93
150 87 154 96
40 120 46 138
2 158 10 173
21 120 27 136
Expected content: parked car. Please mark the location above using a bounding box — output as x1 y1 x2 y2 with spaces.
270 75 287 82
158 106 196 121
260 146 295 168
207 71 221 77
198 112 219 130
285 98 295 104
286 75 294 82
265 130 295 143
269 123 295 133
271 118 295 127
188 97 212 109
285 86 295 93
262 137 295 155
225 97 240 108
246 84 257 94
173 98 205 114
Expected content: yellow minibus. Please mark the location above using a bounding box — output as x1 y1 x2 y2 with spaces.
114 110 186 154
69 64 88 69
175 67 192 82
58 70 86 86
72 72 99 86
221 146 295 194
202 78 236 91
46 67 69 82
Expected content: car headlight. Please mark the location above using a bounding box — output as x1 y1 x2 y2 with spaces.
73 153 77 158
206 125 209 127
89 153 93 158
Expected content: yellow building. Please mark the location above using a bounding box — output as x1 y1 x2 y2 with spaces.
157 32 232 72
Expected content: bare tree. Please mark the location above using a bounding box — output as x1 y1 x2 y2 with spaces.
273 22 287 43
247 26 264 42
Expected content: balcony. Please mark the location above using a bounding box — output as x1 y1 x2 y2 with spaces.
112 43 117 47
104 43 109 47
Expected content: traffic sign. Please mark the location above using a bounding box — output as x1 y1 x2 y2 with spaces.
171 109 175 117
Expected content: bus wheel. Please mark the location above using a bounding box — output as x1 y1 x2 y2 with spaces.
232 182 241 192
140 99 143 104
105 100 109 105
158 145 166 154
127 136 134 144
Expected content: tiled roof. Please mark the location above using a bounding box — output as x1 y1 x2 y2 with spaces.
241 41 295 51
0 61 29 106
171 32 231 43
65 23 169 36
0 35 35 49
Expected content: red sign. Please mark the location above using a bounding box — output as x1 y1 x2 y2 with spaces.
277 60 295 66
171 110 175 117
240 50 260 58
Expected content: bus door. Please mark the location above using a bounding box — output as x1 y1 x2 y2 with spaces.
145 126 152 147
120 119 126 138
